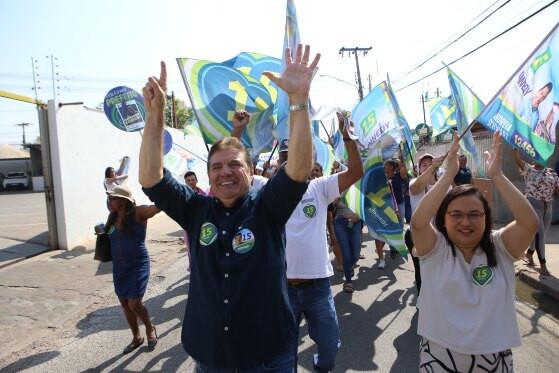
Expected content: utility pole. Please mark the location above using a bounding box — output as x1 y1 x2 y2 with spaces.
420 94 427 123
339 46 372 101
435 87 441 98
368 74 372 93
15 123 31 146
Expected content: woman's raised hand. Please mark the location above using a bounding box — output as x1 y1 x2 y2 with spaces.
444 131 460 176
485 131 503 179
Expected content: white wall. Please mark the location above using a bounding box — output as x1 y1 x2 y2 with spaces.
48 101 210 250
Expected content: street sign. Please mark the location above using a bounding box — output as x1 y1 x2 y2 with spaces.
415 123 432 137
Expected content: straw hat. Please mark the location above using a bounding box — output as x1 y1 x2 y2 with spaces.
107 185 135 204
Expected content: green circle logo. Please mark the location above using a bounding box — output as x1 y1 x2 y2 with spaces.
107 226 115 235
472 265 493 286
303 204 317 219
199 222 217 246
232 229 255 254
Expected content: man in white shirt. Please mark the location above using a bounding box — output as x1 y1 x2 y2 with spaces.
284 113 363 372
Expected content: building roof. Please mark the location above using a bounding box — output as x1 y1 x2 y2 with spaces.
0 144 30 159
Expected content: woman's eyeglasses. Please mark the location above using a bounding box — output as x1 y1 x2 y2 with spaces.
446 210 485 222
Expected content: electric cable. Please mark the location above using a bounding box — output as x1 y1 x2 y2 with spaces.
394 0 558 92
393 0 507 84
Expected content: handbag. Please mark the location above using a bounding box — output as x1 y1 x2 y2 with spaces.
94 233 112 262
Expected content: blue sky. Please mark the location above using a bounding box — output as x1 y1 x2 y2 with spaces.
1 0 557 147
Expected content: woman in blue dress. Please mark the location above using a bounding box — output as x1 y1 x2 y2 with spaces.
104 185 160 354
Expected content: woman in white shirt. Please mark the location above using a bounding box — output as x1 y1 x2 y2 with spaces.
411 132 538 372
406 153 444 294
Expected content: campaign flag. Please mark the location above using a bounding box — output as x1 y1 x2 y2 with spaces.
346 82 406 258
476 23 559 164
331 129 347 161
221 52 281 102
350 81 403 159
313 134 335 176
386 80 416 175
447 66 483 170
183 117 203 137
274 0 302 142
428 96 457 137
178 58 275 156
164 126 209 188
343 142 407 259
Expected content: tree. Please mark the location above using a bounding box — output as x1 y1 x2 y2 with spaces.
165 95 194 129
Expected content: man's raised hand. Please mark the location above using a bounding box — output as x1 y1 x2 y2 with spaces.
142 61 167 113
262 44 320 104
233 110 251 130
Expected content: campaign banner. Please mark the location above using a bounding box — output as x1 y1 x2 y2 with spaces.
103 86 146 132
386 81 417 175
163 126 209 189
447 67 483 171
221 52 281 103
476 23 559 164
428 96 457 137
350 81 403 159
274 0 302 142
178 58 275 156
343 142 407 259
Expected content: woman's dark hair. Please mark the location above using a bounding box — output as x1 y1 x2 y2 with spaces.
105 199 137 236
105 167 115 179
434 185 496 267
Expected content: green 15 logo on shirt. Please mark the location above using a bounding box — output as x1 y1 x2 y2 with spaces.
303 205 317 219
199 222 217 246
472 265 493 286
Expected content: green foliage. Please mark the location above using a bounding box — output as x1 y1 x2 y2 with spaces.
165 95 194 128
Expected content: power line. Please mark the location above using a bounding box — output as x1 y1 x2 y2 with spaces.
394 0 558 92
393 0 510 84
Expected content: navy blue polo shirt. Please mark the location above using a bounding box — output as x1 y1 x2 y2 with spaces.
143 165 308 369
454 167 472 186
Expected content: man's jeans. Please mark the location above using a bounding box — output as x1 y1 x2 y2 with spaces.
288 278 340 372
195 346 294 373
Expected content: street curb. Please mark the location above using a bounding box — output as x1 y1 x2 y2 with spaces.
516 268 559 302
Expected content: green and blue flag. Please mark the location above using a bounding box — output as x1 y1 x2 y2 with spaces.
344 142 407 259
428 96 457 137
178 57 275 156
476 23 559 164
274 0 302 142
447 66 484 171
345 82 407 258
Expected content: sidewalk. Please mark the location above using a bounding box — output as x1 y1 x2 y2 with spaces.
0 213 186 362
515 223 559 302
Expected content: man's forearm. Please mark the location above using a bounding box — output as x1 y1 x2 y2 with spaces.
231 127 243 140
139 110 165 187
285 108 312 182
345 139 363 178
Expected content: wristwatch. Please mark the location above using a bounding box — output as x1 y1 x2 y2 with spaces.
289 103 309 112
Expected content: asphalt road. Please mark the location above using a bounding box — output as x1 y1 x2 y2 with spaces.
1 240 558 372
0 190 47 245
0 191 49 267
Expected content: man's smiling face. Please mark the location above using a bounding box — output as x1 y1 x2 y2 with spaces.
208 148 253 207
